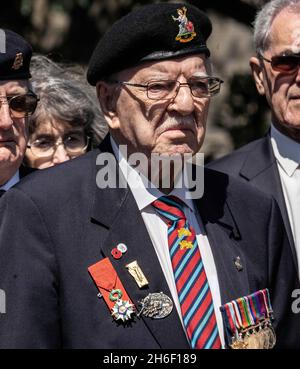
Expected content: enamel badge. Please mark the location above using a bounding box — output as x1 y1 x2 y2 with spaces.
172 7 196 43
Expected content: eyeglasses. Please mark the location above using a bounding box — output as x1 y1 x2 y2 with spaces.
27 134 90 158
111 77 223 100
259 52 300 73
0 92 39 118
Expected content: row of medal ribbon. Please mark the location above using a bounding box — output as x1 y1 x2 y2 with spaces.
220 289 276 349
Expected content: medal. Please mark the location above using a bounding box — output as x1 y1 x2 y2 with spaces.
220 289 276 349
109 290 135 322
138 292 173 319
88 258 135 323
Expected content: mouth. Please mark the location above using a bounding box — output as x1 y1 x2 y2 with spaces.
0 138 16 146
160 125 195 136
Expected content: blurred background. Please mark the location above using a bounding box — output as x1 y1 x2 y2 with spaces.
1 0 272 161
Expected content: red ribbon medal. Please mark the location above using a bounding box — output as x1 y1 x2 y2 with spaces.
88 257 135 322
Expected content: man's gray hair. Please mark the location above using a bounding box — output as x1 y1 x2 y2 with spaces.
30 55 108 147
253 0 300 53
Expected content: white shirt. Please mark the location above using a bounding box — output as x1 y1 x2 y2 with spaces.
271 125 300 278
110 137 225 347
0 171 20 191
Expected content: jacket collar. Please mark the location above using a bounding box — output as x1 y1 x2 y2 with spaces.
239 134 276 180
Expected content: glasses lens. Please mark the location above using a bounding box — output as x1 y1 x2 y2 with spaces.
190 78 221 97
30 137 55 157
271 55 300 72
64 134 88 153
190 79 210 97
9 94 38 118
147 81 177 100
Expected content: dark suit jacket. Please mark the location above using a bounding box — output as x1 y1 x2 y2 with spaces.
19 164 36 179
0 136 299 349
208 134 298 275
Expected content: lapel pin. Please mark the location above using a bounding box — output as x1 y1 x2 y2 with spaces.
117 243 128 254
234 256 243 271
126 260 149 288
111 248 122 259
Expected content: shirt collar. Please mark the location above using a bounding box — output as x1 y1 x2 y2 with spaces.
270 124 300 177
0 171 20 191
110 136 195 212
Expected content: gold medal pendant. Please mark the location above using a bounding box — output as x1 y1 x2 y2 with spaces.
243 330 262 349
230 337 248 349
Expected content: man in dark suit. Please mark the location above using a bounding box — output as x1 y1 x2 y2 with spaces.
0 3 299 349
0 29 38 196
209 0 300 278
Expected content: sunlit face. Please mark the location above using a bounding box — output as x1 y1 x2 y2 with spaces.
0 80 29 185
252 8 300 141
99 54 211 158
25 119 87 169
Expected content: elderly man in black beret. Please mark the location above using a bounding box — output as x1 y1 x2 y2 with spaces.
0 3 299 349
0 29 38 196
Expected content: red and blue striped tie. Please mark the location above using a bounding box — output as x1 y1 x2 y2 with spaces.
152 195 221 349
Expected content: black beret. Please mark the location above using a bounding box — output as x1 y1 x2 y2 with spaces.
87 3 212 85
0 29 32 81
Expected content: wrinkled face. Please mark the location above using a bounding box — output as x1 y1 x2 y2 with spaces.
98 54 211 158
25 120 87 169
0 80 29 185
252 8 300 141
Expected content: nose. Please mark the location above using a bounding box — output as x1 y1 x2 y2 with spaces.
52 143 70 165
0 102 14 131
167 83 195 116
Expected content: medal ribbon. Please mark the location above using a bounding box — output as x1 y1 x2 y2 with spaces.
221 288 274 342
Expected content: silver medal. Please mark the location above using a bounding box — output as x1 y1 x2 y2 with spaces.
138 292 173 319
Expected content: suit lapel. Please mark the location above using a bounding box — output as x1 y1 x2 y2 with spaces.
89 136 189 349
239 135 297 269
195 169 251 304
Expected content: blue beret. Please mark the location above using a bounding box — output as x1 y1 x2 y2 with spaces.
0 29 32 81
87 3 212 85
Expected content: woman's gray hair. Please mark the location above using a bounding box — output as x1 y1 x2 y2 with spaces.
253 0 300 53
30 55 108 147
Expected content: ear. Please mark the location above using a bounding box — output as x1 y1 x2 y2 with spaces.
250 56 266 96
96 81 120 130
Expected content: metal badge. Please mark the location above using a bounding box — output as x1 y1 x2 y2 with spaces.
138 292 173 319
117 243 128 254
12 53 23 70
234 256 243 271
126 260 149 288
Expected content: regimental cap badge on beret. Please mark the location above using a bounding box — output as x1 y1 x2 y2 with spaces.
12 52 24 70
172 6 196 43
87 3 212 85
0 29 32 81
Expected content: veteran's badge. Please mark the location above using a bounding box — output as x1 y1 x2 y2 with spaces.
220 289 276 349
172 7 196 43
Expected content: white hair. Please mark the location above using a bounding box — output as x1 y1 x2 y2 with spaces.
253 0 300 53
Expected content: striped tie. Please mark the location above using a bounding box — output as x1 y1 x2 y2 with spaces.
152 195 221 349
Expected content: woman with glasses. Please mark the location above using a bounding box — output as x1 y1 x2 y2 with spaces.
24 55 107 169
